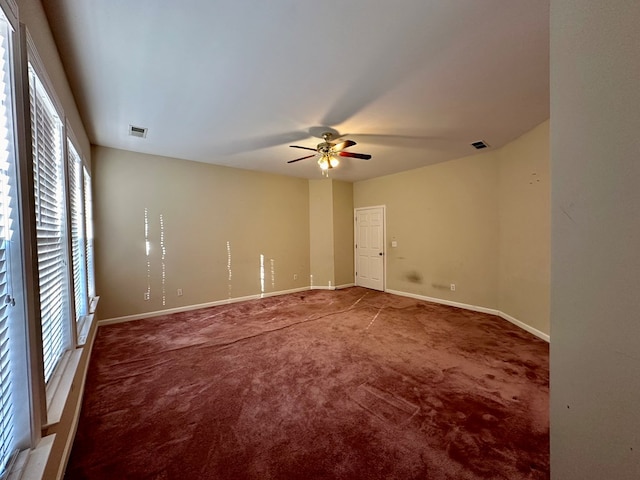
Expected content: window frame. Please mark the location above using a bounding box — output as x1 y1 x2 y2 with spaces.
28 58 72 387
66 133 95 346
0 5 45 476
0 7 26 475
24 29 82 426
0 7 97 478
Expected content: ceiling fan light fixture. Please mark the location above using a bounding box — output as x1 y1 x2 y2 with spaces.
317 155 339 172
318 156 330 170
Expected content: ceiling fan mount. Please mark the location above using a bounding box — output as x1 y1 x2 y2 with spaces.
308 125 340 139
321 131 334 142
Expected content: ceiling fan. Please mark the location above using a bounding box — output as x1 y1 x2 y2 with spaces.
287 132 371 175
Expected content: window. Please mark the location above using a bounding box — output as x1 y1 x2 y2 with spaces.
28 64 70 384
68 139 87 322
0 5 30 475
83 167 95 301
0 3 96 477
0 15 16 473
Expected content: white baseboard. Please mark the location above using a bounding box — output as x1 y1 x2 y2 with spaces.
385 288 549 342
498 310 550 342
99 286 549 343
310 283 355 291
385 289 498 315
99 287 311 326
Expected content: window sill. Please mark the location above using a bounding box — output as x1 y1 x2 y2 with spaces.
44 349 82 428
11 300 101 479
7 435 54 480
76 312 94 347
45 296 100 426
89 296 100 315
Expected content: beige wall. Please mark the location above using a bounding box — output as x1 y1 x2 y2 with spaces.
309 179 355 289
332 180 355 287
499 120 550 334
309 179 335 287
93 146 310 320
354 151 501 309
354 121 550 335
550 1 640 478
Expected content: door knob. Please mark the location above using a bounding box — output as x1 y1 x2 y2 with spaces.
379 252 383 256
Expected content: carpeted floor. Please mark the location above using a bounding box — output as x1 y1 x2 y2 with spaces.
65 287 549 479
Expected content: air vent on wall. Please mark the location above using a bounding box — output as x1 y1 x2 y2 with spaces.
471 140 489 150
129 125 148 138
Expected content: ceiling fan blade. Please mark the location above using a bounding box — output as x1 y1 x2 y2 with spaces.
338 151 372 160
290 145 318 152
332 140 356 151
287 154 317 164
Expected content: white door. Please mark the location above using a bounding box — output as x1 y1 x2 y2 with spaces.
355 206 385 291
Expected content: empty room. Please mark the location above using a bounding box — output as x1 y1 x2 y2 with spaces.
2 1 639 479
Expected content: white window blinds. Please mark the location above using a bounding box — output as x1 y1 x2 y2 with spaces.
0 4 98 474
28 65 70 384
83 167 95 300
68 140 87 321
0 8 29 475
0 15 15 473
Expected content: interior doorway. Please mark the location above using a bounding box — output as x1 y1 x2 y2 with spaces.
354 206 385 291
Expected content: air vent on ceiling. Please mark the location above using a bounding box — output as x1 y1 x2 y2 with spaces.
129 125 148 138
471 140 489 150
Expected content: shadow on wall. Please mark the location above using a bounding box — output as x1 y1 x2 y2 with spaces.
405 270 423 284
402 269 458 291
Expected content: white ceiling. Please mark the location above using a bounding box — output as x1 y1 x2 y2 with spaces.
42 0 549 182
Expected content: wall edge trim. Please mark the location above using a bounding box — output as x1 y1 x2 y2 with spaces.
384 288 549 342
99 286 549 342
98 287 311 326
309 284 355 291
498 310 549 342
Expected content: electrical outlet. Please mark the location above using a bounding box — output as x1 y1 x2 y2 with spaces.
144 292 150 301
293 274 298 280
450 284 456 292
177 288 183 296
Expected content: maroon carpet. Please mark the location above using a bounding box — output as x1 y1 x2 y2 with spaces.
65 287 549 479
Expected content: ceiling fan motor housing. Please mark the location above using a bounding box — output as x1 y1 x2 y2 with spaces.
318 142 332 154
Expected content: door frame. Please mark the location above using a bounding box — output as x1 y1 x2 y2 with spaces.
354 205 386 291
